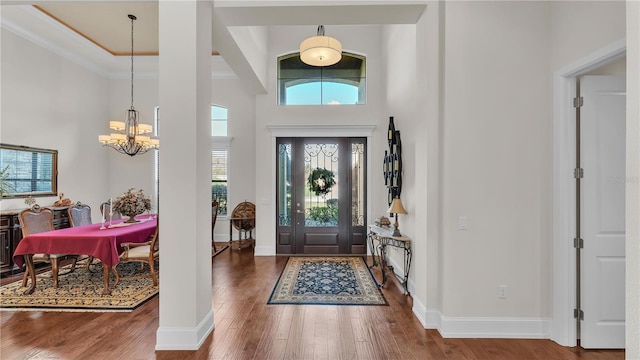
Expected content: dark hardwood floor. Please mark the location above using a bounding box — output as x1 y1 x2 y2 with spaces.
1 245 625 359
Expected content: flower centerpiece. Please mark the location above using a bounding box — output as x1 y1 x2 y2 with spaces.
113 188 151 223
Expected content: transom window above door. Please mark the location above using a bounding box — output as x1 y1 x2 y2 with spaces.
277 52 366 105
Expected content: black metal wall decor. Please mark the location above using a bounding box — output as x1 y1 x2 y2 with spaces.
383 116 402 207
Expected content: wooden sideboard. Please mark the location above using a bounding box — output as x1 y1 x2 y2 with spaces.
0 206 70 277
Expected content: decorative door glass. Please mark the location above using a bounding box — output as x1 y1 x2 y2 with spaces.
351 142 365 226
304 143 339 227
278 143 292 226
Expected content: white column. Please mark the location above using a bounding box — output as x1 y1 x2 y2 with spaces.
156 1 213 350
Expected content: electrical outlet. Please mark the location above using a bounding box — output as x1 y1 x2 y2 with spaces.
498 285 508 298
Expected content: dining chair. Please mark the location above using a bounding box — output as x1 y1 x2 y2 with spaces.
68 201 98 271
113 222 159 286
100 201 122 220
212 199 219 252
68 201 92 227
19 205 76 288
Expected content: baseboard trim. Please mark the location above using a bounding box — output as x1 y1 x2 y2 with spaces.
155 310 214 350
253 245 275 256
439 315 551 339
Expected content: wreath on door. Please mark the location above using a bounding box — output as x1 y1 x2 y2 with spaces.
307 167 336 196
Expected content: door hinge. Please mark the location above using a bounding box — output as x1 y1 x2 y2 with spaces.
573 96 584 108
573 237 584 249
574 168 584 179
574 308 584 320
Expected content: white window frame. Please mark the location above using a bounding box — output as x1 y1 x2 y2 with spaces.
211 104 231 219
212 137 231 219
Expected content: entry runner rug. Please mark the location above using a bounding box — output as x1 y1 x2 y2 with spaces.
0 259 158 312
268 256 387 306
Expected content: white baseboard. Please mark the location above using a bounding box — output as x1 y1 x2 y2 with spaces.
414 303 441 330
439 315 551 339
155 310 214 350
253 245 275 256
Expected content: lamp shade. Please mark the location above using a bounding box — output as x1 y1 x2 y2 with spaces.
387 198 407 215
300 26 342 67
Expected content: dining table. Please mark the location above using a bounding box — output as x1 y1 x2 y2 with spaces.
13 215 157 295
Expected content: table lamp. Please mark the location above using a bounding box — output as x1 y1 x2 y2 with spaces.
387 197 408 236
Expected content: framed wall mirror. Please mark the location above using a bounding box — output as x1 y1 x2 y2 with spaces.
0 144 58 198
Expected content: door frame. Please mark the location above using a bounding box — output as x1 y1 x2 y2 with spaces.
551 39 626 346
267 125 376 255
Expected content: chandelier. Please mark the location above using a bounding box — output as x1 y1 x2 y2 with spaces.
299 25 342 67
98 14 158 156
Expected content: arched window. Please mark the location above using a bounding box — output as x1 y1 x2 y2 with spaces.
278 52 366 105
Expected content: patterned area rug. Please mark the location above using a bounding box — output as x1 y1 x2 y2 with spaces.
0 260 158 312
268 256 387 306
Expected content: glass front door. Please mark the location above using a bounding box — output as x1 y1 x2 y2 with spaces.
276 137 367 254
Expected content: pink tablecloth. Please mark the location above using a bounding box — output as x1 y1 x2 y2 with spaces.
13 216 157 269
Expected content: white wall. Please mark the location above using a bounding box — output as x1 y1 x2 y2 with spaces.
212 77 256 239
253 25 386 255
0 28 110 222
550 0 626 70
441 1 551 320
381 22 425 307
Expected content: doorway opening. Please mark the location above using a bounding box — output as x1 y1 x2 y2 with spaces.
551 39 626 347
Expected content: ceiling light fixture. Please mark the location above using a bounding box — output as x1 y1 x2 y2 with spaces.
299 25 342 67
98 14 158 156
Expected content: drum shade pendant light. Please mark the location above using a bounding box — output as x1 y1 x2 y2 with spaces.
299 25 342 66
98 14 158 156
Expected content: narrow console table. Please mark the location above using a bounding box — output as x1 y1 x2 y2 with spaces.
368 225 412 295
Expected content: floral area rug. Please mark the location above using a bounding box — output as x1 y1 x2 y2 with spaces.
0 259 158 312
268 256 387 306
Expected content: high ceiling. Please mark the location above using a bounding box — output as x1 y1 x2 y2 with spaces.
1 1 426 89
35 3 160 56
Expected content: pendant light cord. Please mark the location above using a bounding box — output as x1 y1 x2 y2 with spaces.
129 14 136 110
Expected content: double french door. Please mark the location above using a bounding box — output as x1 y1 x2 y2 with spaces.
276 137 367 255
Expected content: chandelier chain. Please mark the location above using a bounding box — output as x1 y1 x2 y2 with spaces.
130 15 135 110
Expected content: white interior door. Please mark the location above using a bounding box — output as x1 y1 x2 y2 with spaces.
580 75 626 349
